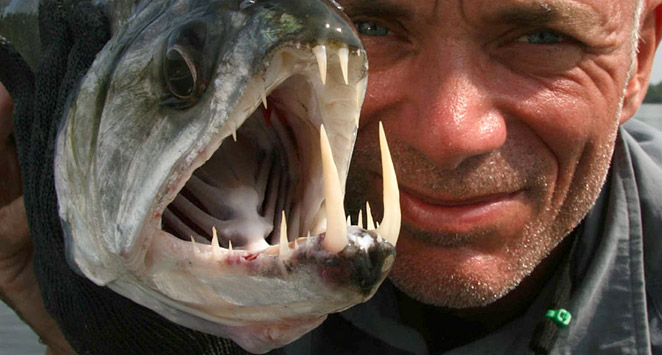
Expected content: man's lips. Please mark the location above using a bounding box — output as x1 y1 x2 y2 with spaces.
398 184 527 236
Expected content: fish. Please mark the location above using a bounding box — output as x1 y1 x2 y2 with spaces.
1 0 404 353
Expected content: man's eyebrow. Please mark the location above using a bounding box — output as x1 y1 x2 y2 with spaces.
486 2 604 30
340 0 413 21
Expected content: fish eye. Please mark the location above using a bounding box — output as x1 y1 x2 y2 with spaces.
161 21 208 107
164 45 198 99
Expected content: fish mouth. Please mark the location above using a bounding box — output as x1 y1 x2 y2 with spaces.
150 41 400 258
132 40 401 351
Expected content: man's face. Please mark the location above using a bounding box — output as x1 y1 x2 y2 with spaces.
340 0 639 307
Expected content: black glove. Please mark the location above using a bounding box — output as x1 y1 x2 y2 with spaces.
0 1 252 353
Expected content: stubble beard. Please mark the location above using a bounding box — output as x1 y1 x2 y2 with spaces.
345 119 621 309
389 210 561 309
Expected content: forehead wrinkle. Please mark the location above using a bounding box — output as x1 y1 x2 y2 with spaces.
340 0 414 21
497 3 556 24
481 0 607 30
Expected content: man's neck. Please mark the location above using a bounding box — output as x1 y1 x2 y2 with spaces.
395 235 574 352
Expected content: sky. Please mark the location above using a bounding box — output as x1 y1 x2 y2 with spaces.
651 47 662 84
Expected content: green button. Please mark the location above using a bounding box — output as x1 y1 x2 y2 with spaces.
545 308 572 328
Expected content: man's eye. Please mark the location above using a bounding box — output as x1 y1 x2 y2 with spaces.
517 30 566 45
355 21 390 36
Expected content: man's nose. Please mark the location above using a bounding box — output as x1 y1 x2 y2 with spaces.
393 54 507 170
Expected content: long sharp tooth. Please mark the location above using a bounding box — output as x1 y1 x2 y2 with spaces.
366 202 375 230
313 45 327 85
358 209 364 229
347 215 351 226
338 47 349 85
376 122 401 246
261 86 268 109
228 240 233 251
356 89 361 109
280 211 289 256
320 124 348 253
212 227 223 257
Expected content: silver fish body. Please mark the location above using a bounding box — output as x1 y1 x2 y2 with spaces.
7 0 402 352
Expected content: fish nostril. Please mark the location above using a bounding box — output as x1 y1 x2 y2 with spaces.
239 0 256 10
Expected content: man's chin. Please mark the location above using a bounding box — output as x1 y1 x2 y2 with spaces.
388 230 542 309
389 262 521 309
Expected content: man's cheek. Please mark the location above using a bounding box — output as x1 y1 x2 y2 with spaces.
359 65 412 125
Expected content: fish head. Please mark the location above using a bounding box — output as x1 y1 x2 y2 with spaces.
54 0 401 352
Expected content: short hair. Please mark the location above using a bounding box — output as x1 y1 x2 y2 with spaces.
627 0 645 80
633 0 645 48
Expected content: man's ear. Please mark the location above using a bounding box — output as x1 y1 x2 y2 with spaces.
620 2 662 124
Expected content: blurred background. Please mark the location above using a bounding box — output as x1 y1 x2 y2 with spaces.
637 48 662 131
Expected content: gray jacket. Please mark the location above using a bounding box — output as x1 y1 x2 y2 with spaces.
285 119 662 354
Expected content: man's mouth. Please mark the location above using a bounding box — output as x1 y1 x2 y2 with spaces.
400 185 523 207
398 184 528 237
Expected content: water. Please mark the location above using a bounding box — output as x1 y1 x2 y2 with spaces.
0 105 660 354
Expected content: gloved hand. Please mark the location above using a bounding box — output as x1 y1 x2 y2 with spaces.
0 82 74 354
